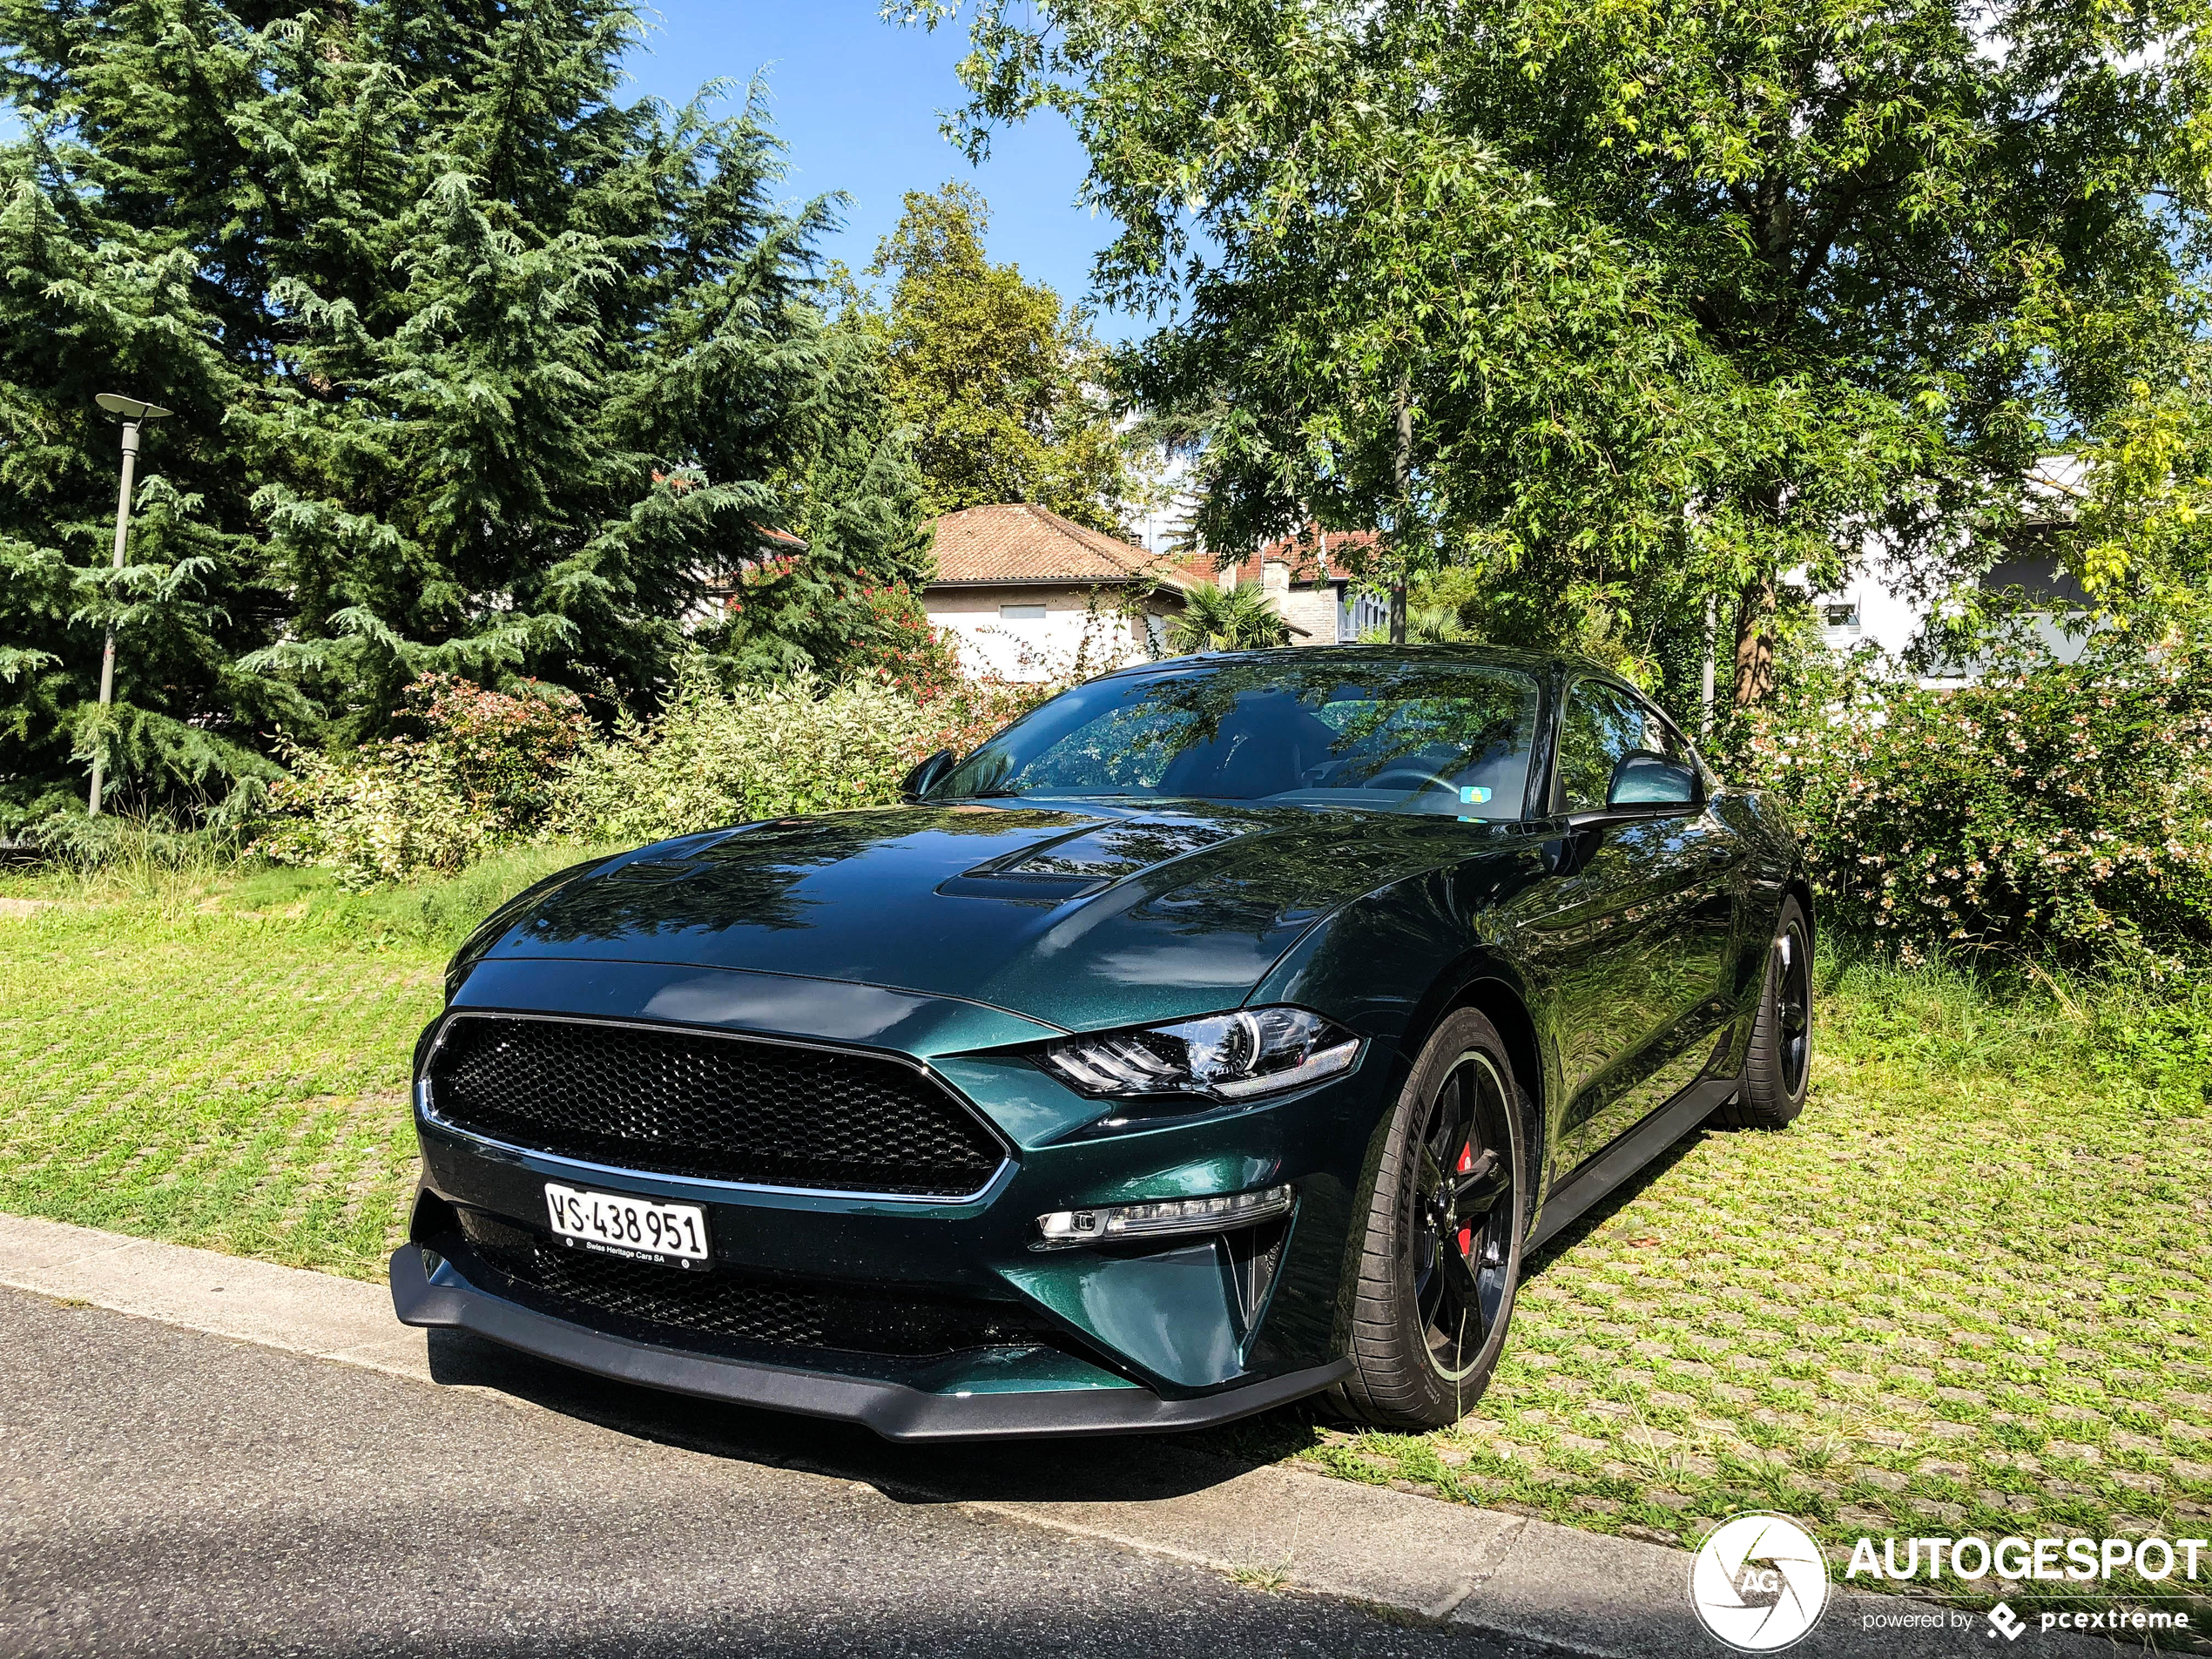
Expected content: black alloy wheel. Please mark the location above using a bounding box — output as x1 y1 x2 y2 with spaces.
1410 1050 1520 1381
1774 916 1811 1098
1331 1007 1527 1429
1716 894 1814 1130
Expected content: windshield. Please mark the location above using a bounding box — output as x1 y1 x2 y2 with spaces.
929 658 1543 819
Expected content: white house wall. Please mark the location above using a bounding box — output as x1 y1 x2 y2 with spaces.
925 584 1168 682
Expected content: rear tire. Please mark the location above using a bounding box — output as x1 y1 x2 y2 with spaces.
1713 894 1813 1130
1327 1008 1528 1431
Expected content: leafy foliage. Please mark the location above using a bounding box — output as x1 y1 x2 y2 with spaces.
866 183 1131 531
1743 644 2212 968
256 676 588 887
1165 582 1292 651
2060 340 2212 631
548 658 1054 846
903 0 2211 697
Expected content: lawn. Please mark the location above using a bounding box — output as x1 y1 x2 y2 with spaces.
1218 956 2212 1629
4 853 2209 1629
0 846 595 1278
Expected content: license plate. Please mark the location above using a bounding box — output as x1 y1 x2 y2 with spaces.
543 1182 711 1270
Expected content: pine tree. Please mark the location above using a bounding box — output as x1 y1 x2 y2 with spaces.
699 306 936 679
0 0 305 825
0 0 924 825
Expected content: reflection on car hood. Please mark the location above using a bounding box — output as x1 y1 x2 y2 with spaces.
462 800 1507 1032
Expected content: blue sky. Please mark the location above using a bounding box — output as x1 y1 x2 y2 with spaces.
0 3 1140 337
626 2 1141 338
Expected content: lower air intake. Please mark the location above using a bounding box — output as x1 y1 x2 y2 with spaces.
455 1211 1053 1360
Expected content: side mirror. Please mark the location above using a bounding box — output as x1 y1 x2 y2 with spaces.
1608 751 1696 808
900 747 956 802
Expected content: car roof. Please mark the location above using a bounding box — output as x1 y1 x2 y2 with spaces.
1089 643 1605 682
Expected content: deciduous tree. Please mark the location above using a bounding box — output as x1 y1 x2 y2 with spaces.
902 0 2209 699
868 182 1131 532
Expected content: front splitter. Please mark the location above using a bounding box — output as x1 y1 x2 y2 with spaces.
388 1245 1349 1441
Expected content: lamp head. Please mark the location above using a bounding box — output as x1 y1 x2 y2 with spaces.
96 393 172 421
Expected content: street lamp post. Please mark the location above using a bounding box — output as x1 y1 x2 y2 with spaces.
88 393 172 816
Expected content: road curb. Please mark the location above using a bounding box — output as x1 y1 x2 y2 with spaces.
0 1214 2092 1657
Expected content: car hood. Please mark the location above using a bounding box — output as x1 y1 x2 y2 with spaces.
458 801 1509 1033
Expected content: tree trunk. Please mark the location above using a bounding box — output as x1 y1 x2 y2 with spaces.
1731 579 1777 708
1699 594 1716 735
1391 374 1412 645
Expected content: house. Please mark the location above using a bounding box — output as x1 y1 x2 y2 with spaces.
1179 526 1390 644
688 524 810 629
1816 457 2092 679
923 503 1203 681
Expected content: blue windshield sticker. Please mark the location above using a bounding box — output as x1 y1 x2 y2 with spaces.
1460 786 1492 805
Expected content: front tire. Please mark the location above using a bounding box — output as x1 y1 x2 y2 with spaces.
1713 894 1813 1130
1328 1008 1528 1431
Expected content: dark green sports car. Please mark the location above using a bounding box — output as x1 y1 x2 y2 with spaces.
392 646 1813 1438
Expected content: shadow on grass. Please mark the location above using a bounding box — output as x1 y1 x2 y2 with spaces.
1521 1127 1714 1282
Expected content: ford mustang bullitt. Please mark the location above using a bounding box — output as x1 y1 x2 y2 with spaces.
391 647 1813 1438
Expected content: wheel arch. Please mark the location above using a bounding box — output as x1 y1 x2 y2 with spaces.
1785 871 1817 946
1393 958 1554 1209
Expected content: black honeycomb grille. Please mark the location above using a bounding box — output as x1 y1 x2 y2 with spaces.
427 1015 1006 1197
455 1211 1049 1359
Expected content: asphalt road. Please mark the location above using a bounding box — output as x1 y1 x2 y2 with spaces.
0 1287 1537 1658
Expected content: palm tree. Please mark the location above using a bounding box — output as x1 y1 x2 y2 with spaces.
1168 583 1292 653
1408 604 1467 644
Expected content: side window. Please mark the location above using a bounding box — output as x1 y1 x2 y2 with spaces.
1554 680 1638 813
1553 681 1698 813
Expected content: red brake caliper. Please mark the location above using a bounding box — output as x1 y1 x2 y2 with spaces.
1454 1143 1475 1258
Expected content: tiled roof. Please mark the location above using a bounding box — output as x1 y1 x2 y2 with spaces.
1174 525 1380 588
931 503 1200 590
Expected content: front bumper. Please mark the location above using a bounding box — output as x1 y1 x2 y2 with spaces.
390 1243 1350 1440
395 959 1393 1438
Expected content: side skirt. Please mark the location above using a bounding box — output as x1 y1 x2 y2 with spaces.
1527 1076 1738 1252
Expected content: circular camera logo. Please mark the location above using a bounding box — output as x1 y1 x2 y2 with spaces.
1689 1512 1831 1652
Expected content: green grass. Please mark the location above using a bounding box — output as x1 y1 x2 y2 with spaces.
1206 954 2212 1633
0 845 609 1278
3 853 2209 1632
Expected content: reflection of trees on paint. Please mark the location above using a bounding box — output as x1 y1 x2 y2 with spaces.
1126 815 1526 939
516 808 1090 940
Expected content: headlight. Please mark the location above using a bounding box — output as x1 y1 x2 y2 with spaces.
1041 1007 1360 1100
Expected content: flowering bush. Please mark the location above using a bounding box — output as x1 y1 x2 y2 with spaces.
1742 645 2212 968
547 658 1060 846
253 655 1066 887
399 674 590 832
853 581 968 703
255 678 588 887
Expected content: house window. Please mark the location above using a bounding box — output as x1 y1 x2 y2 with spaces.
1824 602 1861 631
1001 604 1047 620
